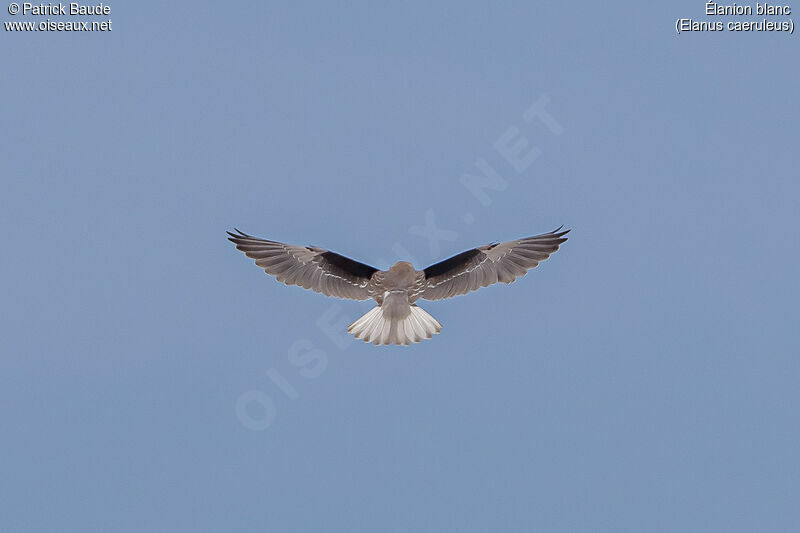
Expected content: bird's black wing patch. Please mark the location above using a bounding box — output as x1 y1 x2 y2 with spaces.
423 248 482 278
319 251 379 279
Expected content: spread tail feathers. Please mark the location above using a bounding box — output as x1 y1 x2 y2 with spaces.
348 305 442 346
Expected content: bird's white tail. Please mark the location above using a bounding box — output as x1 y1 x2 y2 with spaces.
348 305 442 346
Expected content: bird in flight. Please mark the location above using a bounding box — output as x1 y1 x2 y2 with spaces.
228 227 569 346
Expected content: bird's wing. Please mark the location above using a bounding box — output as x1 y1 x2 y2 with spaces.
419 227 569 300
227 229 379 300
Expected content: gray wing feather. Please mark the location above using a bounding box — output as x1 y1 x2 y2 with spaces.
228 229 378 300
420 227 569 300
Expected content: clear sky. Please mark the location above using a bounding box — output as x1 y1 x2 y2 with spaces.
2 1 798 531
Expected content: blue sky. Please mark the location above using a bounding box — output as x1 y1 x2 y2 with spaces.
1 1 798 531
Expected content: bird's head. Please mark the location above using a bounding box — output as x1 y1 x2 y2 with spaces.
389 261 414 273
387 261 416 283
